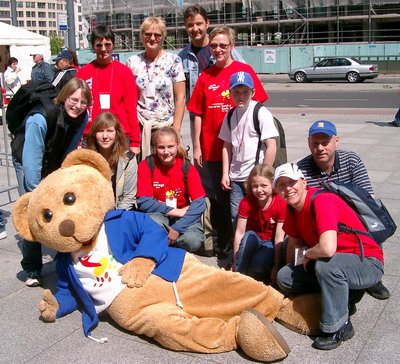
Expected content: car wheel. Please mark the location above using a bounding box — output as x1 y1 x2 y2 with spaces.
347 72 360 83
294 72 307 83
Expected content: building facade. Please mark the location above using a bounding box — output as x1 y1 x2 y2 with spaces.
0 0 84 48
81 0 400 50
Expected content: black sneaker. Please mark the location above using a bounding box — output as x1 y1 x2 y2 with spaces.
366 281 390 300
26 271 42 287
388 120 400 127
312 320 355 350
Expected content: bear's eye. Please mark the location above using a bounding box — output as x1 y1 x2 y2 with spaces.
63 193 76 205
43 209 53 222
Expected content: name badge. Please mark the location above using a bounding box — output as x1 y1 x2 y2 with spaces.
165 197 177 208
99 93 111 110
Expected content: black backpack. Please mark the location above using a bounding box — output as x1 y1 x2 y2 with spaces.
311 181 397 245
6 82 58 135
145 155 191 186
227 102 287 168
6 82 59 162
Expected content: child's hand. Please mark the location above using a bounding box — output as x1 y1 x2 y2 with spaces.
221 175 231 190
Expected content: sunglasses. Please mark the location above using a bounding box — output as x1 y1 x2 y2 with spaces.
94 42 113 49
209 43 231 50
144 32 163 39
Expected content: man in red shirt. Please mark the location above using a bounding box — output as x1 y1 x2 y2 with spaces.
274 163 384 351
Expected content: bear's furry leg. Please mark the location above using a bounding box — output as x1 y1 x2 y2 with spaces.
237 308 290 362
275 293 321 335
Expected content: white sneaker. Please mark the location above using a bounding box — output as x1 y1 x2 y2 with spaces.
0 230 7 240
26 271 42 287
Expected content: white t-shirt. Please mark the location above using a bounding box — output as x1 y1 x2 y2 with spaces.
71 225 125 314
219 100 279 182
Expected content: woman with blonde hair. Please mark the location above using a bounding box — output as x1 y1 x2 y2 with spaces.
136 126 205 253
127 17 186 159
187 26 268 262
11 78 92 287
86 112 137 210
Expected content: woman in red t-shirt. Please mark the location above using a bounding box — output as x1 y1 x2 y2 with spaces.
233 164 286 284
187 26 268 262
136 127 206 253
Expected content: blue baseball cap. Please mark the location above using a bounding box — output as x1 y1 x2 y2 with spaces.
309 120 337 136
229 71 254 89
53 49 73 62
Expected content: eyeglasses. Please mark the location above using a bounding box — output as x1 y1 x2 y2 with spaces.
94 42 113 49
144 32 163 39
209 43 231 50
68 97 88 107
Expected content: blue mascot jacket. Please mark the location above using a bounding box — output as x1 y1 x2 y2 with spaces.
53 209 186 337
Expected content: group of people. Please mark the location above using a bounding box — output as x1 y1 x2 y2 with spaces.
2 3 391 354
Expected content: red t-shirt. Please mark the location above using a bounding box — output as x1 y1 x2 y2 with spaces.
137 156 205 208
187 60 268 162
283 187 384 262
77 60 140 148
239 193 286 241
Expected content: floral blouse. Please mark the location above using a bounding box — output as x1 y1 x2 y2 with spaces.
127 52 185 122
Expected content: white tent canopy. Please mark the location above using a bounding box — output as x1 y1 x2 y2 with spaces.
0 22 51 84
0 21 49 46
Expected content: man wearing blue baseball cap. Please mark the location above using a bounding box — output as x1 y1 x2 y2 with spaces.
297 120 390 301
52 49 78 92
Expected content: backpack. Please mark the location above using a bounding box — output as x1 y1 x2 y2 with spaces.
6 82 59 135
227 102 287 168
6 82 59 163
145 155 191 186
311 181 397 245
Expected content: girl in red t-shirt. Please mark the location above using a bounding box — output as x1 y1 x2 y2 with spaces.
233 164 286 284
136 127 206 253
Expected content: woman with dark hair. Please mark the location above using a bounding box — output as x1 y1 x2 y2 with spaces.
4 57 21 95
136 126 205 253
11 78 92 287
86 112 137 210
77 25 140 155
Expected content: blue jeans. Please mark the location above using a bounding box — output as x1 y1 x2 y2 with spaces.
230 181 246 223
12 157 43 273
235 231 275 283
148 212 204 253
0 210 5 231
277 253 384 333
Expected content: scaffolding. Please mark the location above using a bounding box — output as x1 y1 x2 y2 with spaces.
81 0 400 49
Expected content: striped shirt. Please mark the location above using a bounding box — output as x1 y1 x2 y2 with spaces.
297 149 374 195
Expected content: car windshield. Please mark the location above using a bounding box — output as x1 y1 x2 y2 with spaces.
350 57 363 64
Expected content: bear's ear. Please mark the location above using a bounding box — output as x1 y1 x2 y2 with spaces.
12 193 36 241
62 149 112 181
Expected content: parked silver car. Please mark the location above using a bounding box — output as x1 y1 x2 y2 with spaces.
288 57 379 83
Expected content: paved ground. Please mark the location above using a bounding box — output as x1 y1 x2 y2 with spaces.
0 78 399 363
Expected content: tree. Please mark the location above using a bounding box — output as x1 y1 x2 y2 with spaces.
50 36 65 55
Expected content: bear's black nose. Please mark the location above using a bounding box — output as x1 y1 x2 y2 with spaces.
59 219 75 237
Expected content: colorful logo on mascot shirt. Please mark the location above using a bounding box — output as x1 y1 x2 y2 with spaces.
79 254 120 287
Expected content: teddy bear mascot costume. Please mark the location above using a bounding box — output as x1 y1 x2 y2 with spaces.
12 149 320 362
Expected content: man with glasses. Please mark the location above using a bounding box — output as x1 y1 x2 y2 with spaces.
30 53 54 83
297 120 390 300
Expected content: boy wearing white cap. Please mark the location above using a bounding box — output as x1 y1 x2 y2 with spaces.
219 71 278 222
273 162 384 351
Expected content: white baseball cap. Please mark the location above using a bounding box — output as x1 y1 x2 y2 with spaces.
273 163 305 188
